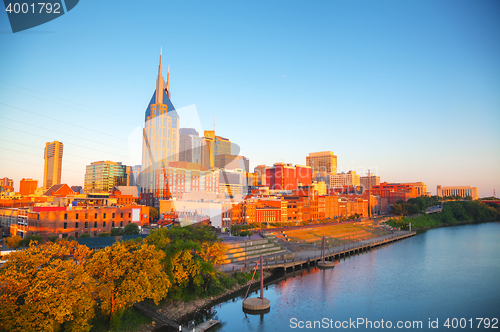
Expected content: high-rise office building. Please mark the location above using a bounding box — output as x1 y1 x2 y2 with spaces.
179 128 202 164
84 161 127 193
201 130 231 169
43 141 63 190
306 151 337 178
141 49 180 193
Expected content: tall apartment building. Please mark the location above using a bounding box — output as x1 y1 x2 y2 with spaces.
266 163 312 191
329 171 360 188
201 130 231 169
141 50 180 194
179 128 202 164
254 165 269 186
43 141 63 190
306 151 337 177
437 185 478 200
126 165 141 186
360 175 381 191
84 161 127 193
20 178 38 196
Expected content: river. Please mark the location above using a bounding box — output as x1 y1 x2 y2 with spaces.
164 222 500 331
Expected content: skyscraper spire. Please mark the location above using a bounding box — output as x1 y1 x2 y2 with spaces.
155 47 164 104
166 65 170 98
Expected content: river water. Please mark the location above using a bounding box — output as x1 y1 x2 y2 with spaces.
169 222 500 331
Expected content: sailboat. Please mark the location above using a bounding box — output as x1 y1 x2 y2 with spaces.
317 236 335 269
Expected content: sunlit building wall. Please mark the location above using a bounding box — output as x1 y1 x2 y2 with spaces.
84 161 127 193
437 185 478 200
43 141 63 190
20 178 38 196
329 170 360 188
306 151 337 178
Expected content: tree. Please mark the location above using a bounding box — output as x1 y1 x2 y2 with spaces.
47 234 59 243
85 241 169 322
124 222 140 235
79 233 91 238
4 235 22 248
0 242 95 332
199 242 228 266
111 227 124 236
98 232 110 237
149 206 159 221
19 234 43 247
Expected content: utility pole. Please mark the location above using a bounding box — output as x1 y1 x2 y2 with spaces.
368 169 371 218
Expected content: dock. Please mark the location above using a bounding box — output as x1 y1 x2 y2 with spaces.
239 231 416 272
133 303 219 332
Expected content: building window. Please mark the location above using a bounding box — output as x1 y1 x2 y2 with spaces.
64 213 67 220
112 213 115 218
94 222 97 228
121 213 123 218
112 221 115 227
85 213 88 219
75 232 79 238
128 213 131 218
64 222 67 229
103 221 106 228
103 213 106 219
95 213 98 219
76 214 79 220
75 222 79 229
85 222 88 229
120 221 123 227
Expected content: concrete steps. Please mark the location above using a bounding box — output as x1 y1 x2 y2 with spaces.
222 237 285 264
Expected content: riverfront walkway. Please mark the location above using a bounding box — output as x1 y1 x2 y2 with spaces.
222 231 416 273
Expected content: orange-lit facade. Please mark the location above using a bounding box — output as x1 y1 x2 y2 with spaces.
370 182 418 205
43 141 63 190
1 204 149 240
20 178 38 196
266 163 311 191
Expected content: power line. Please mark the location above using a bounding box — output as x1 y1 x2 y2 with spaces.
0 102 135 144
0 125 136 160
0 81 141 126
0 115 141 154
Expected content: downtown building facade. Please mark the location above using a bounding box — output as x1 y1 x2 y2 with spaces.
437 185 478 200
306 151 337 178
329 171 360 188
43 141 63 190
266 163 312 191
84 161 127 193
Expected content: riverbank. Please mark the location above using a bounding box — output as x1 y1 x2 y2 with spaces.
134 270 274 331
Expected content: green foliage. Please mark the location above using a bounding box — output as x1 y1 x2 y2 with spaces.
386 201 499 230
110 228 124 236
47 234 59 243
123 223 140 235
98 232 110 237
149 206 159 221
231 224 254 236
145 226 225 301
79 233 91 238
19 234 43 247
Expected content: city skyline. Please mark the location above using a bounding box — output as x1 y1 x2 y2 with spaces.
0 0 499 197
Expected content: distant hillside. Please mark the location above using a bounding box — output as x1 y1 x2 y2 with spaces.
386 200 500 230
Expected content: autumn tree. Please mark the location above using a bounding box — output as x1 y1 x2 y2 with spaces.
85 241 170 323
4 235 22 248
0 242 96 332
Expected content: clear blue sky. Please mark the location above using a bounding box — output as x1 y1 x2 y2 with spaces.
0 0 499 196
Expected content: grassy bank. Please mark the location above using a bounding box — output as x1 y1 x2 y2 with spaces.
386 200 499 230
